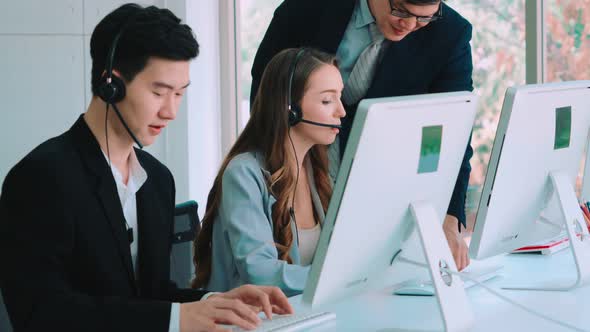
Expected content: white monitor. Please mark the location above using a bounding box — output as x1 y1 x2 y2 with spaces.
469 81 590 290
303 92 477 331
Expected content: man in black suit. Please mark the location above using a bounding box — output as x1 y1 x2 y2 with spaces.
251 0 474 270
0 4 291 332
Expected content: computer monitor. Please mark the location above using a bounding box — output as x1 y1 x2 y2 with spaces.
303 92 477 331
469 81 590 291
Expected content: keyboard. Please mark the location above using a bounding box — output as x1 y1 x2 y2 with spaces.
393 263 503 296
225 311 336 332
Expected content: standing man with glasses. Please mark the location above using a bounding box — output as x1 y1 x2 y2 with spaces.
251 0 474 271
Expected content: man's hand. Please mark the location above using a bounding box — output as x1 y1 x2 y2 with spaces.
179 285 293 332
443 214 470 271
217 284 294 318
179 295 261 332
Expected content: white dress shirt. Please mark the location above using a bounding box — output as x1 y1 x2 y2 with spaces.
104 149 181 332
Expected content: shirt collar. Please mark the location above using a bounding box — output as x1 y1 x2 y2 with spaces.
127 149 148 192
102 149 148 196
356 0 376 28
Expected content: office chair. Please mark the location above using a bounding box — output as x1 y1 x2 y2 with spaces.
0 289 12 332
171 200 201 288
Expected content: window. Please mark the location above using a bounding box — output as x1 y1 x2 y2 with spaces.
449 0 526 228
544 0 590 195
546 0 590 82
239 0 283 129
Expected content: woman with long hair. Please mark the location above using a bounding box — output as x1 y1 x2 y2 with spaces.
192 48 345 295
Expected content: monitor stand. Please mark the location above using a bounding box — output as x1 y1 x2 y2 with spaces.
578 128 590 202
391 202 474 332
503 170 590 291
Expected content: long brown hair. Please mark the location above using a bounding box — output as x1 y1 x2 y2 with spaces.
192 48 338 288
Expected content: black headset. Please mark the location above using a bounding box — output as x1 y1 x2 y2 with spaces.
96 10 144 245
97 11 144 149
287 48 306 127
286 48 342 129
97 31 127 104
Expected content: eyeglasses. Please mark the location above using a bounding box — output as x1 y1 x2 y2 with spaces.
388 0 443 23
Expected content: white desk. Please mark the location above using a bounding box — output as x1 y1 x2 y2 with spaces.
288 250 590 331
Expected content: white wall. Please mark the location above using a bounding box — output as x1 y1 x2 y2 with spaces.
165 0 222 218
0 0 222 216
0 0 86 184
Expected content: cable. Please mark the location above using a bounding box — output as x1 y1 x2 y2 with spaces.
105 104 112 168
105 104 134 244
399 257 588 332
397 256 428 268
538 215 564 231
444 267 587 332
287 127 300 246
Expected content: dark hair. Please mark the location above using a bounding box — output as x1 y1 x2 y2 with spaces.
405 0 442 4
192 48 338 288
90 3 199 96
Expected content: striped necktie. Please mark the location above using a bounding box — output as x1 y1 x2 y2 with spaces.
341 22 386 106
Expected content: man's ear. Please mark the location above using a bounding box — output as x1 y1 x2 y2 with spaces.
112 69 124 81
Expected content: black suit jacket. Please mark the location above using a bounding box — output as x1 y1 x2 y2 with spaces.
250 0 474 226
0 116 206 331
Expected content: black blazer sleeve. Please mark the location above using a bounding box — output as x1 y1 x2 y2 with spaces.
0 162 175 332
430 21 474 228
250 0 319 105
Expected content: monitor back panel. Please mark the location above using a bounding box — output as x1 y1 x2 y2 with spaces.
471 81 590 259
304 92 477 307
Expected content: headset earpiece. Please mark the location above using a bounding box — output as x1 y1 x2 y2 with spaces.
288 104 302 126
98 74 126 104
287 49 307 127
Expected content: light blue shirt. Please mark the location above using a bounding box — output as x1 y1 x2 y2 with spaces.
336 0 376 84
206 152 325 296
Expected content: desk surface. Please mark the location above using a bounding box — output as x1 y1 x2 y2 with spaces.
289 249 589 331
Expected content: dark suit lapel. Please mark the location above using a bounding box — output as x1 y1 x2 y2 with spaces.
135 156 170 295
367 40 407 98
96 175 137 289
310 0 356 52
69 115 138 291
368 22 434 99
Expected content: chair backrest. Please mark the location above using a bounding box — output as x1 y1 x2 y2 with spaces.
0 289 13 332
170 200 201 288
